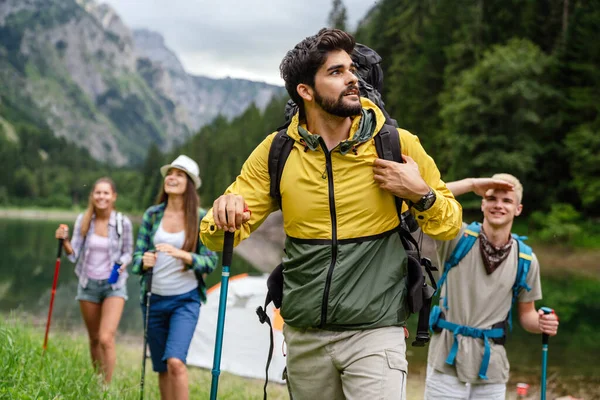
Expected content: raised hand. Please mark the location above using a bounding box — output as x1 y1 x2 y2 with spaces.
373 155 430 203
471 178 514 197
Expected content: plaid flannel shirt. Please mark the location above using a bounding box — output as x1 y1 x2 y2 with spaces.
131 203 218 303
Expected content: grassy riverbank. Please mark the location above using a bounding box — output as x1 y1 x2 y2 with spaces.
3 315 597 400
0 316 430 399
0 207 84 222
0 313 600 400
0 316 292 400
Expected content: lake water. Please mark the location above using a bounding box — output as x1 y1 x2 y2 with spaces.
1 218 598 397
0 218 260 334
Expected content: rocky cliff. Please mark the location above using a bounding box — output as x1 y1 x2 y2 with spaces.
0 0 283 165
132 28 283 130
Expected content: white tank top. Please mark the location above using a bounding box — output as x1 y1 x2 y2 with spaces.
85 234 111 280
151 222 198 296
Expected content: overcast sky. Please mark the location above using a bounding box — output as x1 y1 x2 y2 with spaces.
102 0 378 86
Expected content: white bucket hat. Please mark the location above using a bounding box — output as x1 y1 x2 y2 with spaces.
160 155 202 189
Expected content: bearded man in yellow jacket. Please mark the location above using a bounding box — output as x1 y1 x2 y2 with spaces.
201 28 462 400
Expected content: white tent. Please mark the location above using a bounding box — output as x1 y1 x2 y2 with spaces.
188 274 287 383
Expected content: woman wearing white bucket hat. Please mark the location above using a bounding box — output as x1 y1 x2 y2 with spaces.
159 155 202 189
132 154 218 400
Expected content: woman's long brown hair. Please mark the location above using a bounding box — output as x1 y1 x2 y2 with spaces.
81 177 117 237
155 173 199 252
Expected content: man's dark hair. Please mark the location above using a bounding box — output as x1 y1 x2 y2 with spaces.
279 28 355 120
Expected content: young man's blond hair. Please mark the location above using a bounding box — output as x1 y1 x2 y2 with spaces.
491 173 523 204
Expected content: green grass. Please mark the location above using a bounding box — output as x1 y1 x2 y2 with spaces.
0 316 428 399
568 220 600 249
1 319 114 399
0 317 289 399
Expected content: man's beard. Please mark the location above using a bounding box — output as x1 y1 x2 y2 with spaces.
314 86 362 118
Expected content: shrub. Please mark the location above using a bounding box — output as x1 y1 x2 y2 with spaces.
530 203 582 244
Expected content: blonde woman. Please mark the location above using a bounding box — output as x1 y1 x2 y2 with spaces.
132 155 218 400
55 177 133 383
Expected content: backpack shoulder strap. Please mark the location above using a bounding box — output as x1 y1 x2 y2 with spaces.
447 222 481 269
116 212 123 237
374 124 402 163
507 235 533 330
513 235 533 294
436 222 481 306
268 128 295 210
116 211 124 254
374 124 404 218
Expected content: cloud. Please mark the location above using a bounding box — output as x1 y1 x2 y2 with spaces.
102 0 378 85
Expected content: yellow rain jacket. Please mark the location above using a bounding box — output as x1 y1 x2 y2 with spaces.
201 98 461 329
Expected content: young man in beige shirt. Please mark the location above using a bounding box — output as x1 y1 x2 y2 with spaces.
425 174 559 400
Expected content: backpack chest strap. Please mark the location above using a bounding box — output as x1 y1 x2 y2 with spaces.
429 305 504 380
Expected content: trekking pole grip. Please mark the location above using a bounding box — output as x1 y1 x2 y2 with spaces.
57 223 68 258
223 232 234 266
146 269 153 294
540 306 553 345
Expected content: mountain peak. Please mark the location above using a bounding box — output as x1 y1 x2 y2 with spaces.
132 28 187 76
133 28 284 130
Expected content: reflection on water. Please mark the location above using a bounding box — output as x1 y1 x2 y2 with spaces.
0 218 261 334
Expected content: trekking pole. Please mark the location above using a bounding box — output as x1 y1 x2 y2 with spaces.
140 267 154 400
43 226 67 352
540 306 554 400
210 231 235 400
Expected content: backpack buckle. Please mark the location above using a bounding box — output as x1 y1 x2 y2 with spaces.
256 306 269 325
421 257 437 271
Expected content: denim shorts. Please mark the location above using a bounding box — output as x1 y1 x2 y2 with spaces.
76 278 128 303
141 288 201 373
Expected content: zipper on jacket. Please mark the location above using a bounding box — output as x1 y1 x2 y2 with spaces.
319 140 338 328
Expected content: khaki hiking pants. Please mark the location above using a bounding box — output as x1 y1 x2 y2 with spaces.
283 324 407 400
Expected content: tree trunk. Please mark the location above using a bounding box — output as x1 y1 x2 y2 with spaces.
562 0 569 45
